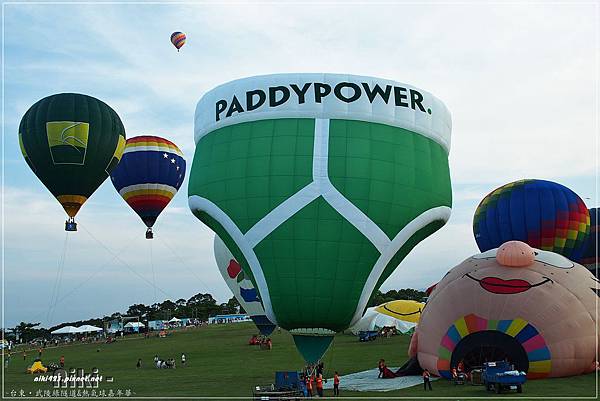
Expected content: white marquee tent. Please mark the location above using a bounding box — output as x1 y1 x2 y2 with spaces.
124 322 145 328
76 325 103 333
50 326 79 335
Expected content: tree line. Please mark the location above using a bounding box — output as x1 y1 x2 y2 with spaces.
6 288 425 343
6 292 243 343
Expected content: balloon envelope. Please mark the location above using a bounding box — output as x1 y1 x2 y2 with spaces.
374 299 424 324
415 243 598 379
189 73 452 363
110 136 185 229
473 179 590 260
170 32 186 50
19 93 126 218
350 300 424 335
578 208 598 276
214 235 276 336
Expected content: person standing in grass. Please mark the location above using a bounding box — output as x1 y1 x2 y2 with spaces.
38 348 42 358
181 353 186 367
333 371 340 396
59 355 65 368
315 373 324 397
4 352 10 368
22 351 26 361
422 369 432 391
136 358 142 369
317 373 323 397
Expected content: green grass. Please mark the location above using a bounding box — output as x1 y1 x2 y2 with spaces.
3 323 598 399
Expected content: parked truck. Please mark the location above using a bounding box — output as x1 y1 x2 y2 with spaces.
482 361 526 394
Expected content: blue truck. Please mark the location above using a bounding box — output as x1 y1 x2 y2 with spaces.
482 361 526 394
358 330 379 342
252 371 306 400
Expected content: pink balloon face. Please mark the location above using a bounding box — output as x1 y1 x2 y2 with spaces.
416 242 599 379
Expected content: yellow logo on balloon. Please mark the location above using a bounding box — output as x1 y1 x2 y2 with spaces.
46 121 89 165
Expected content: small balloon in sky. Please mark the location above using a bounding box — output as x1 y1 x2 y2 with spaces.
170 32 186 51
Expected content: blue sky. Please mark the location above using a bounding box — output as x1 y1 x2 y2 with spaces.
2 2 597 328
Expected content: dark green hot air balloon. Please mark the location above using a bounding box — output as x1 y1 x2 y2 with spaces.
18 93 126 230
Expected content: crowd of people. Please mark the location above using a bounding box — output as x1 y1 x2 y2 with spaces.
301 361 340 397
150 353 187 369
248 334 273 349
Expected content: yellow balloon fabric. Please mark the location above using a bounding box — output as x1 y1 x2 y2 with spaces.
374 300 424 324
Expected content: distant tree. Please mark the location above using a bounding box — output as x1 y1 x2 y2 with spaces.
35 291 256 331
222 296 242 314
13 322 49 342
367 288 427 307
186 293 221 320
126 303 151 317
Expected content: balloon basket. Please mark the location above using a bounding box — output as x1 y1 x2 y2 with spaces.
65 218 77 232
146 228 154 240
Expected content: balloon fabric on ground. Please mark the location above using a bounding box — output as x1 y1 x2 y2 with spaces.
473 179 590 260
18 93 126 219
188 73 453 363
350 300 424 335
110 136 186 232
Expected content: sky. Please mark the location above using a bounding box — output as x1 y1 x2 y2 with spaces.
2 1 598 329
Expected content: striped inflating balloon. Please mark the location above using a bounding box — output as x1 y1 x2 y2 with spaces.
473 179 590 260
110 136 186 229
578 207 598 276
170 31 186 51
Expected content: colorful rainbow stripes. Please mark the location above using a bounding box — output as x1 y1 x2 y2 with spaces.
473 179 590 260
579 208 598 271
123 136 184 156
170 32 186 50
110 136 186 228
436 314 551 379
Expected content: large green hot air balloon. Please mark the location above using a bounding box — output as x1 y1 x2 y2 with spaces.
188 74 453 363
19 93 126 229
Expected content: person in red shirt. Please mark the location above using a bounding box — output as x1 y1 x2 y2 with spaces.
305 373 313 397
315 373 324 397
333 371 340 396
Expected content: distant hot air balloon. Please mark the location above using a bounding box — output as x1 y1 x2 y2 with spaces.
188 73 453 363
110 136 186 239
214 235 276 336
578 207 598 277
170 32 186 51
473 179 590 260
18 93 126 231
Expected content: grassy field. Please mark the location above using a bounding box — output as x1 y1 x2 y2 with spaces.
3 322 597 399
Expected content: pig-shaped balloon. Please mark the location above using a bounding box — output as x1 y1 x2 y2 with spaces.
413 241 599 379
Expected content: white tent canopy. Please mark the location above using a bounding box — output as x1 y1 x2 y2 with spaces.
51 326 79 335
124 322 145 328
76 325 103 333
168 317 181 322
